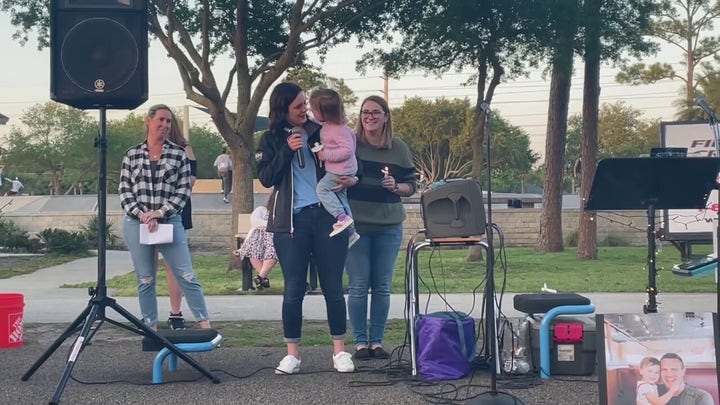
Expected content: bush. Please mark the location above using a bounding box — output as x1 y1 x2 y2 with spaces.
80 214 118 248
40 228 89 254
565 229 579 247
600 233 629 247
0 217 40 253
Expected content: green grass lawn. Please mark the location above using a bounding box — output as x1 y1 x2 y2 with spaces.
66 245 718 295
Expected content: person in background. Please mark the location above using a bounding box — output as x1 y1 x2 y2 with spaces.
308 88 360 247
158 112 197 330
233 198 277 290
119 103 211 330
256 82 357 375
213 147 233 203
5 177 23 196
346 95 416 360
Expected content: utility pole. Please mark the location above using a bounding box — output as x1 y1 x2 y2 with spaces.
183 105 190 141
383 76 389 103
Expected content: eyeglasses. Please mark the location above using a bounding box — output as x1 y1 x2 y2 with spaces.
361 110 385 118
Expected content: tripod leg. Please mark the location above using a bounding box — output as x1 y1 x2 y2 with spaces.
21 302 93 381
106 300 220 383
49 302 102 405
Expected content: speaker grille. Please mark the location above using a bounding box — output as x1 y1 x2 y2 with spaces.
61 18 139 94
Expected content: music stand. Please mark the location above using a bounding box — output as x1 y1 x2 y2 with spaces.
585 157 720 313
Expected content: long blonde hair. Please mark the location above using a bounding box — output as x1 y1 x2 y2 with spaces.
355 95 393 149
166 112 188 147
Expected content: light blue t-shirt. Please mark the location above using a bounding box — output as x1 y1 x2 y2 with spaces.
292 131 320 213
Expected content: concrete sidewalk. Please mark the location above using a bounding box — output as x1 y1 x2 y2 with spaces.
0 250 716 323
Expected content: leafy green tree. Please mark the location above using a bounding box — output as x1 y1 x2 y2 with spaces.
616 0 720 119
285 67 358 107
2 0 391 240
535 0 579 253
567 102 660 163
391 97 537 192
359 0 538 185
2 102 96 195
529 0 656 253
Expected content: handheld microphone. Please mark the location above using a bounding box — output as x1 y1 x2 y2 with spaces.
291 127 305 168
696 96 717 120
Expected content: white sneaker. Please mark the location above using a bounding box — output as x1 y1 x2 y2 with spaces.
275 354 301 375
329 217 354 237
333 351 355 373
348 232 360 248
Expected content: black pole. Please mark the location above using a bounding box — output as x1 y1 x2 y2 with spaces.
471 103 521 404
643 205 658 313
97 107 108 299
696 96 720 315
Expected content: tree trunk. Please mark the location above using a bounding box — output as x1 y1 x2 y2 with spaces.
577 0 600 260
537 1 577 253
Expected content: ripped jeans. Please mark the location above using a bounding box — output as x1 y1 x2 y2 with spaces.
123 215 209 327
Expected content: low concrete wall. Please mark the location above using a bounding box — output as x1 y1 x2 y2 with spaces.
2 207 646 250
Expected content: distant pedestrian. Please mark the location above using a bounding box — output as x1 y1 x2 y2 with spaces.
5 177 23 196
213 147 232 203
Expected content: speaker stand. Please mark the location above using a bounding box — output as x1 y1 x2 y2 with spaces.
20 108 219 405
471 103 523 405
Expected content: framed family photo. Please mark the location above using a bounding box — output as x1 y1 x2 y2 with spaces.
597 312 720 405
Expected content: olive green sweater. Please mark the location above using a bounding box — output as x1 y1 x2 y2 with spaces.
347 138 416 233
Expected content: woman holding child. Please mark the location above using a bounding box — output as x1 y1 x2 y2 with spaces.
256 82 358 374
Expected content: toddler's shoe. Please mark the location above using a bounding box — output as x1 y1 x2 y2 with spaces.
329 216 354 237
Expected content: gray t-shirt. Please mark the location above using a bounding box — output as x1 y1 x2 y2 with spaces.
659 384 714 405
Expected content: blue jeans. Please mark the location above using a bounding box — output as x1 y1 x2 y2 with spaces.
273 205 348 343
345 224 403 347
316 172 350 219
123 215 209 327
316 172 356 235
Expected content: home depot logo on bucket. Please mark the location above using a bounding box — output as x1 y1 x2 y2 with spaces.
8 312 23 344
0 293 25 349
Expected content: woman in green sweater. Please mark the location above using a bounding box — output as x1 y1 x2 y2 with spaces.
346 95 417 360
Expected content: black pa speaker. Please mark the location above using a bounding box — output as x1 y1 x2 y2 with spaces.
420 178 487 239
50 0 148 110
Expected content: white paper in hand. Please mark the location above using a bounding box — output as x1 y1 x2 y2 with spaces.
139 223 173 245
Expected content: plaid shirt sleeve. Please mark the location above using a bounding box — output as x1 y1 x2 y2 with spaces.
118 141 190 218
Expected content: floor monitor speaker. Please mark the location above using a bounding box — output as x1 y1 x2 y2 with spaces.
50 0 148 110
420 178 486 239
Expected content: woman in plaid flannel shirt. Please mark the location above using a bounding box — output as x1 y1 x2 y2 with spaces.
119 104 211 330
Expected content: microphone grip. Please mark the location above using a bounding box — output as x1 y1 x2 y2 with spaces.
297 148 305 168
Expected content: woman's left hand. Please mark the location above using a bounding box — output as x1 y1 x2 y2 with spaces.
331 175 358 192
381 176 397 192
139 210 162 224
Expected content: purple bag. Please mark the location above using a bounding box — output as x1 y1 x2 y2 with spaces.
415 311 476 381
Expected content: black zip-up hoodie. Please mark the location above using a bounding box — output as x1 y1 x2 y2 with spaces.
256 119 323 234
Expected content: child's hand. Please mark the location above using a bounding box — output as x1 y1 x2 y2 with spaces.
317 150 325 161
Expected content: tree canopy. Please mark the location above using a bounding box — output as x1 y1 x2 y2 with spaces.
1 0 391 239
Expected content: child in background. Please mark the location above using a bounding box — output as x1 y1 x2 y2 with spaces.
233 203 277 289
636 356 678 405
309 88 360 247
